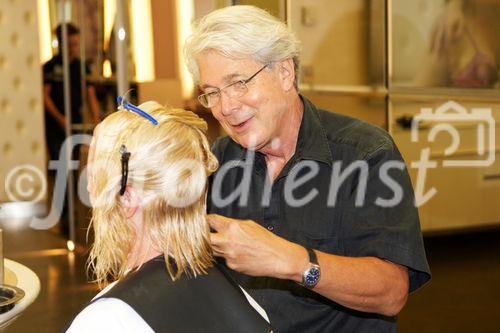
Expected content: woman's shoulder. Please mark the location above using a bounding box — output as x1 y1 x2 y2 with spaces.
65 297 154 333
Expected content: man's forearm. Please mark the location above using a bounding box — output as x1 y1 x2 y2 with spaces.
280 244 409 316
208 214 409 317
87 86 100 125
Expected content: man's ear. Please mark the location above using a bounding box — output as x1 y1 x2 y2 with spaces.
277 58 296 91
119 187 140 218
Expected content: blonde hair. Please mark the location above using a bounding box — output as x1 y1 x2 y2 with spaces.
184 5 302 88
87 101 218 286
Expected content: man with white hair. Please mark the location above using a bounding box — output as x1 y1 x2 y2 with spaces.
185 5 430 332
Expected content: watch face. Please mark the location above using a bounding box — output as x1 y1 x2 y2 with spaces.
305 266 321 287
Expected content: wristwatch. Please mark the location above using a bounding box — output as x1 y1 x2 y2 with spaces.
301 247 321 288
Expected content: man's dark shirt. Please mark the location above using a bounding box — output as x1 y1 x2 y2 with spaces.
43 55 90 159
207 96 431 332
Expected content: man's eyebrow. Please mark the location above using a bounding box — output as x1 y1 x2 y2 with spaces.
199 72 245 90
200 83 216 90
223 72 243 82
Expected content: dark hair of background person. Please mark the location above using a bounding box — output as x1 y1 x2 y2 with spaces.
55 23 80 54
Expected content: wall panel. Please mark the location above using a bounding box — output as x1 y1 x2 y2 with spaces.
0 1 46 203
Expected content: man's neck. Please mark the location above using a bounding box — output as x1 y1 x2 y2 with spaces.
261 94 304 180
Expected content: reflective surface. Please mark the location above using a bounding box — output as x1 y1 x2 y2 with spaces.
1 226 97 333
392 0 500 89
289 0 385 87
0 284 25 314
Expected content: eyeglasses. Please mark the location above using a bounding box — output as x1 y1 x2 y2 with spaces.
198 64 268 108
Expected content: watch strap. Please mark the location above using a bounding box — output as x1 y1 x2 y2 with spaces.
306 247 318 265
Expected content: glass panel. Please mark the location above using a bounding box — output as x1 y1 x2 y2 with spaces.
45 0 107 128
42 0 109 243
392 0 500 89
390 98 500 231
288 0 385 87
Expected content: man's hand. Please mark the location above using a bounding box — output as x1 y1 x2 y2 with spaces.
207 214 307 280
208 213 410 315
43 84 67 130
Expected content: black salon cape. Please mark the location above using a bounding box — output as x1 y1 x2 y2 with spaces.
82 256 272 332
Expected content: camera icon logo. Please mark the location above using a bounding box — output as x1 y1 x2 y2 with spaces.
411 101 495 167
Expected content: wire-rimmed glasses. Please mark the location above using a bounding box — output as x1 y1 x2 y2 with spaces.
198 64 268 108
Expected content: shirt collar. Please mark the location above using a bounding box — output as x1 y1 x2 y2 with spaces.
295 95 333 166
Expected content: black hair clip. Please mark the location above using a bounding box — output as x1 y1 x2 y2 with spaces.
117 96 158 125
119 145 131 196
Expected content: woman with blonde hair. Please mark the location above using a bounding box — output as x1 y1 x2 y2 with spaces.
66 99 271 332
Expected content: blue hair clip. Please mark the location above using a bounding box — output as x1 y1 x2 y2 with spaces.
117 96 158 125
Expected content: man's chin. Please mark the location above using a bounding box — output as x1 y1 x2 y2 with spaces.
236 136 263 151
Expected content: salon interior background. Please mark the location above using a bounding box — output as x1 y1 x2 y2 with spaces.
0 0 499 235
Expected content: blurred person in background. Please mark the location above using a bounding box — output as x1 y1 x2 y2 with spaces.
43 22 101 236
43 22 100 160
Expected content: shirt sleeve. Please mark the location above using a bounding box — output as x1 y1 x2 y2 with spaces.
42 60 53 84
340 142 431 292
66 298 154 333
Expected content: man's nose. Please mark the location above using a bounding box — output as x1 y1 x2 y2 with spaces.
219 91 240 117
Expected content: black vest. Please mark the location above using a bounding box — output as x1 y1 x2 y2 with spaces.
83 256 272 332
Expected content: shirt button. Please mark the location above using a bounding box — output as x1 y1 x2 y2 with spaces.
267 225 274 231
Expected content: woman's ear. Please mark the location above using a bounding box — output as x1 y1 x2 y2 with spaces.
119 187 140 218
277 58 296 91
